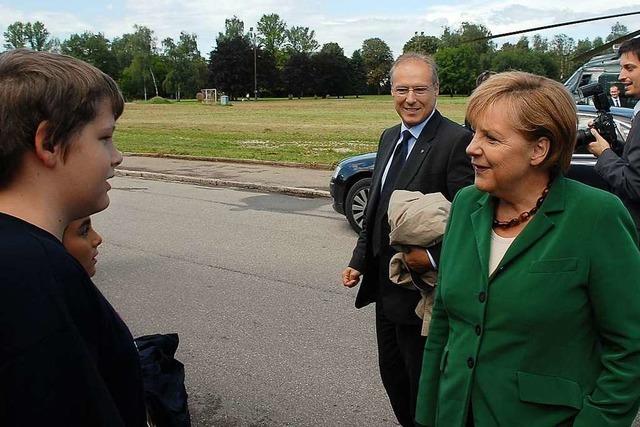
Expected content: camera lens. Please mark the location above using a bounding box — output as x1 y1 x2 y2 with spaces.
576 129 595 146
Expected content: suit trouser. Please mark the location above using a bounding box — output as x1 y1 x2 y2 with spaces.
375 298 426 427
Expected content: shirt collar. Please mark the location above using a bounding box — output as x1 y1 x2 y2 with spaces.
401 107 436 140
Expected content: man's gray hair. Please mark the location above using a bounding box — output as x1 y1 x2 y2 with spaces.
390 52 439 87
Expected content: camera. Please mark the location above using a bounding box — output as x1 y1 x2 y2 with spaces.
575 82 619 150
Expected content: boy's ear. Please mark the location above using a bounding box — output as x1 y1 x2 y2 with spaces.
33 121 60 168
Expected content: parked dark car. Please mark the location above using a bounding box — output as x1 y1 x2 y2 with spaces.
330 105 635 233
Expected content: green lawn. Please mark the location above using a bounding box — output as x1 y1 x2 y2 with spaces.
116 95 469 167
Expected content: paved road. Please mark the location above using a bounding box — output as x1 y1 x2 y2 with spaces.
93 176 640 427
93 177 397 426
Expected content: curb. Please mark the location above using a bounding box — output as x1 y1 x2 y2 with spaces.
115 169 331 199
123 153 335 170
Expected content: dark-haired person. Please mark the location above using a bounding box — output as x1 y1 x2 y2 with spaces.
415 71 640 427
589 38 640 231
0 49 146 426
63 216 103 278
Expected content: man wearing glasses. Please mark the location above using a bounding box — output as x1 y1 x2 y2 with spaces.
341 53 473 426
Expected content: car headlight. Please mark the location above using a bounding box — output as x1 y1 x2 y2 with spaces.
331 164 342 179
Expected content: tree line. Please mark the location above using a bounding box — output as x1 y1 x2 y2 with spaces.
2 17 629 100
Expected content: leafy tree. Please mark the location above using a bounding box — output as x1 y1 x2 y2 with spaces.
120 54 165 100
534 52 561 80
361 37 393 94
403 33 439 55
515 36 529 51
592 37 604 49
311 42 350 97
569 38 594 71
255 49 280 97
532 34 549 52
441 22 494 56
438 22 493 82
550 33 575 80
218 16 246 42
26 21 58 51
349 50 368 97
434 46 477 95
208 35 253 100
61 32 118 78
285 26 319 54
491 48 559 79
256 14 287 55
3 22 27 49
320 42 344 57
606 22 628 43
3 21 58 51
282 51 313 98
162 32 206 100
113 25 160 99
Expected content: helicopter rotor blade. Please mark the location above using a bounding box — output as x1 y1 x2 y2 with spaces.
465 11 640 42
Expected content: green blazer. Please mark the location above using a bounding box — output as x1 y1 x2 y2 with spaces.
416 176 640 427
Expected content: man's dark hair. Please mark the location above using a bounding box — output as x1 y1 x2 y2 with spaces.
0 49 124 188
618 38 640 62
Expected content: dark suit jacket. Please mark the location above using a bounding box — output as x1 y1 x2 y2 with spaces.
416 177 640 427
608 96 635 108
348 110 473 323
596 113 640 230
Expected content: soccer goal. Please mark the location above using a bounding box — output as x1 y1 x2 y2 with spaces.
202 88 218 104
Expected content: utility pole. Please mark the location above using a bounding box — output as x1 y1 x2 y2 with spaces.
249 27 257 101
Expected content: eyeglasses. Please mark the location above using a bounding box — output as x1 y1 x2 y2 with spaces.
392 86 435 97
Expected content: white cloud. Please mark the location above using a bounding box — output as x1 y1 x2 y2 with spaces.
0 5 26 28
0 6 90 47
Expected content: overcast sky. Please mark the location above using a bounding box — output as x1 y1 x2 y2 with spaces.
1 1 638 57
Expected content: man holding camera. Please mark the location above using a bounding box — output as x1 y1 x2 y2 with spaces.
588 38 640 230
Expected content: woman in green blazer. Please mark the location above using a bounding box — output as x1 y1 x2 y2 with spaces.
415 71 640 427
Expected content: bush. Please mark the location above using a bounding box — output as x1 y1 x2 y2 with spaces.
147 96 172 104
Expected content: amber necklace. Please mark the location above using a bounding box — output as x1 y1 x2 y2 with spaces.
493 185 550 229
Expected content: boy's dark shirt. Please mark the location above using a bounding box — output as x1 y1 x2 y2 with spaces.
0 212 146 427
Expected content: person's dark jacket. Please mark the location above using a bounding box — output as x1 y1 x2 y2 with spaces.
0 213 146 427
596 113 640 230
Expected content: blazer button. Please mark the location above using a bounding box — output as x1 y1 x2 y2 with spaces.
478 292 486 303
475 325 481 336
467 357 475 368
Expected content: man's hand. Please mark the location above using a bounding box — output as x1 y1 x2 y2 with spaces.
404 246 432 274
342 267 362 288
587 127 611 157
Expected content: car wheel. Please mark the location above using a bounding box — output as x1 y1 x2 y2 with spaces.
345 177 371 234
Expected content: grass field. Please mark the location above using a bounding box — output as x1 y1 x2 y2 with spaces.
116 95 469 167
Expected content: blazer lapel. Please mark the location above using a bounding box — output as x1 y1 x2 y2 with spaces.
395 110 442 190
493 177 566 278
471 192 493 286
